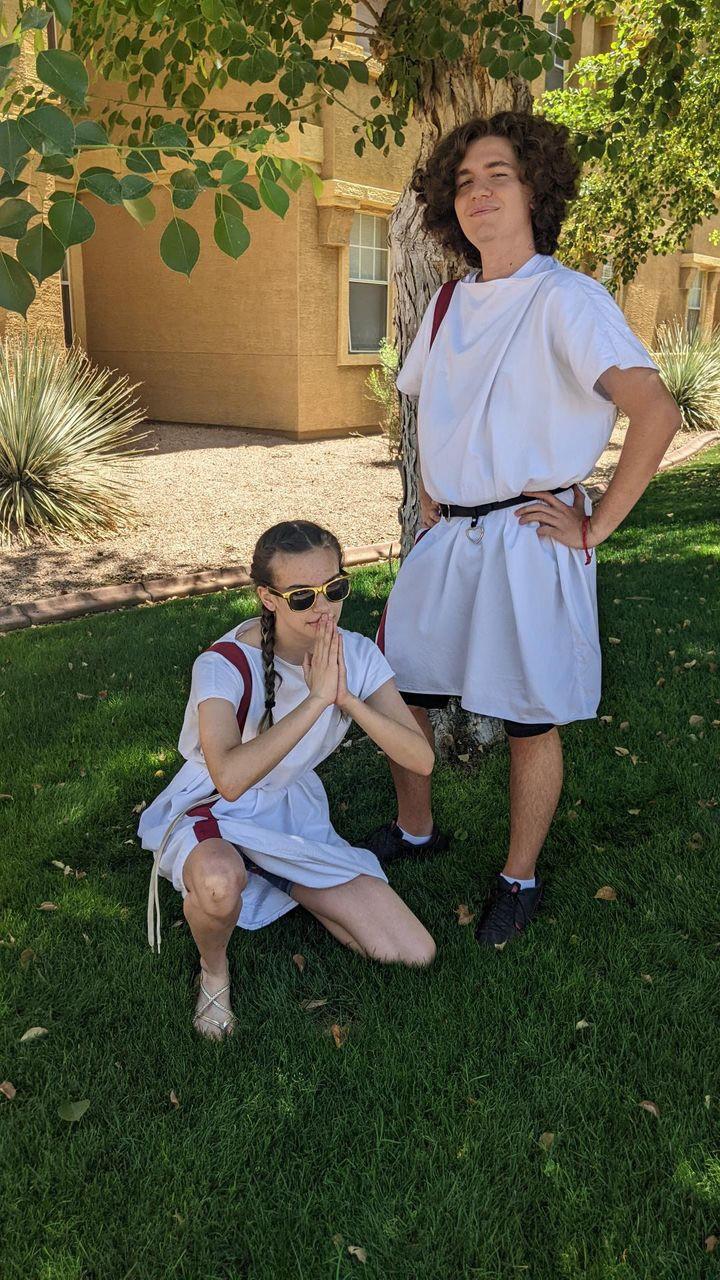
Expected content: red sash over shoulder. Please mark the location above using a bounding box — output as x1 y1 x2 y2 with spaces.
430 279 459 349
205 641 253 734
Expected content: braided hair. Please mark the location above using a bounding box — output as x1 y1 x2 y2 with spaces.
250 521 344 733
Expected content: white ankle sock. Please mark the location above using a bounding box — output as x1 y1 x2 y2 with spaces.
398 824 433 846
501 873 536 891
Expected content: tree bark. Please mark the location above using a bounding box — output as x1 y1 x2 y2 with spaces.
388 63 532 756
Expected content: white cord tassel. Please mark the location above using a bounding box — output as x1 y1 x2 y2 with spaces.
146 793 221 953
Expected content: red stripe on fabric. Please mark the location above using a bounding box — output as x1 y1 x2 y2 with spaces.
187 803 221 844
430 279 459 349
376 603 388 654
206 641 253 733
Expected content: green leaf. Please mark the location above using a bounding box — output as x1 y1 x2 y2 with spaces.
126 149 163 174
518 56 542 80
278 63 306 99
74 120 108 148
0 198 37 240
347 59 369 83
120 174 152 200
0 120 30 180
214 194 250 259
0 251 35 316
48 0 73 26
159 216 199 276
18 104 75 156
0 41 21 68
443 33 464 60
258 177 289 219
81 168 122 205
20 5 52 30
0 176 28 198
279 158 304 192
17 222 65 283
171 169 200 210
182 83 205 110
324 62 349 91
152 123 189 151
36 49 89 104
48 197 95 247
58 1099 90 1123
36 154 74 178
143 47 164 74
220 158 249 186
122 195 156 227
227 180 260 210
303 163 324 198
489 55 510 79
201 0 223 17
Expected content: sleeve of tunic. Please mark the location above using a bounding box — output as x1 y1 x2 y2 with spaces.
550 275 658 400
343 631 396 701
395 288 442 397
190 650 246 711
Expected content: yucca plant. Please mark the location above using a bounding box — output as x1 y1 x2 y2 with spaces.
653 320 720 432
0 333 145 545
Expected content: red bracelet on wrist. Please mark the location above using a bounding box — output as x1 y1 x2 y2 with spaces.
581 516 592 565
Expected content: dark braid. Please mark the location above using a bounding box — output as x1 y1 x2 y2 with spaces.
250 521 344 734
258 605 277 733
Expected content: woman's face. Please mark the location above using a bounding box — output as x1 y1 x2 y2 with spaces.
257 546 345 650
453 134 534 254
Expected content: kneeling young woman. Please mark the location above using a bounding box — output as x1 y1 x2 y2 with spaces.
140 520 436 1038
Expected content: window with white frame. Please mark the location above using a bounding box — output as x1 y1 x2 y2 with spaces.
348 212 388 354
545 16 565 91
686 268 704 338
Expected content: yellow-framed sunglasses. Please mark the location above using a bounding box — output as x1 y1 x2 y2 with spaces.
264 573 351 613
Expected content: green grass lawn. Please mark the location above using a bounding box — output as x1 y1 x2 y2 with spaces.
1 449 719 1280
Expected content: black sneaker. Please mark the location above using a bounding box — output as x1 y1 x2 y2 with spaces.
363 820 449 865
474 874 544 947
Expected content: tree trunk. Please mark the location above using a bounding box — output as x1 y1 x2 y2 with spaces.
388 63 532 758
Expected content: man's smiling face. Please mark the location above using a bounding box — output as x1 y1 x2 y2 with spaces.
453 134 535 255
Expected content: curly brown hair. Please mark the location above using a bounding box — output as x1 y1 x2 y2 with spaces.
412 112 580 268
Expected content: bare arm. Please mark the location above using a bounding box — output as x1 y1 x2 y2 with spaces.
199 618 340 802
516 366 682 548
335 639 434 776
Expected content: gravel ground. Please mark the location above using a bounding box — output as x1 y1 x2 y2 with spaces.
1 419 700 607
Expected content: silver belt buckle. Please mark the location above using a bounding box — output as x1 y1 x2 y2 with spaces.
466 513 484 544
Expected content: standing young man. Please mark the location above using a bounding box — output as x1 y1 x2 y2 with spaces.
367 112 681 947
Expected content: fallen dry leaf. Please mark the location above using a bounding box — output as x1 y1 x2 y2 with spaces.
575 1019 591 1030
494 940 507 952
638 1100 660 1119
628 809 641 816
153 769 165 778
0 793 13 801
595 886 618 901
300 998 328 1011
97 690 108 699
538 1131 555 1151
688 833 704 850
330 1023 349 1049
19 948 35 969
131 801 146 814
75 692 91 700
347 1245 367 1264
641 973 653 984
689 715 704 726
608 636 621 645
599 715 613 723
37 902 57 911
705 1235 718 1254
169 1090 180 1108
58 1099 90 1123
614 746 630 757
684 659 697 669
0 1081 16 1100
619 720 630 731
455 903 475 926
20 1026 48 1042
457 752 470 763
292 953 306 973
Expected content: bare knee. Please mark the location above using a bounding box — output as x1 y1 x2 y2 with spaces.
393 928 437 969
185 846 247 918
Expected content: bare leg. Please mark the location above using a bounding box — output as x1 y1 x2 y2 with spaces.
182 838 247 1039
502 729 564 881
387 706 435 836
293 874 436 966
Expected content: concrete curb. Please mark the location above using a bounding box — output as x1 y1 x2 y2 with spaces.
0 541 400 634
2 428 718 637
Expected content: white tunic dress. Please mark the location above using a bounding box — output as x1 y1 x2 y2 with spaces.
382 254 658 724
140 620 393 947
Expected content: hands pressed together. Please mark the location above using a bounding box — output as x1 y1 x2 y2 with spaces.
302 615 353 713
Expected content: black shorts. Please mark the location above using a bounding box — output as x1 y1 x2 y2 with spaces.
400 691 554 738
233 846 295 896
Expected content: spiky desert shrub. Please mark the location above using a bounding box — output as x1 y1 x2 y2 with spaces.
653 320 720 432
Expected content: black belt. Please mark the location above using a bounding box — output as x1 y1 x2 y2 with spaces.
437 486 569 521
